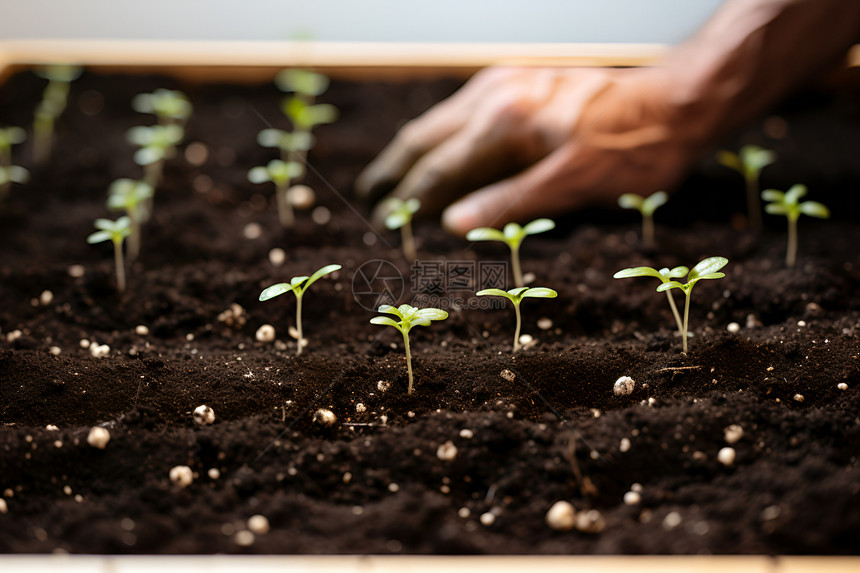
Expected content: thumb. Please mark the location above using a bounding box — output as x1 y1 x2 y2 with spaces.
441 144 597 236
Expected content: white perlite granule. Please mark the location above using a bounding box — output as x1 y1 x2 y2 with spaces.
613 376 635 396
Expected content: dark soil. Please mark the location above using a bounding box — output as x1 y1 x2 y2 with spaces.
0 71 859 555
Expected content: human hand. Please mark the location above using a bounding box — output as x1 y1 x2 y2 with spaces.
356 66 698 236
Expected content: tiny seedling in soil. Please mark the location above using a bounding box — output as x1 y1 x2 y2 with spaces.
127 124 185 188
369 304 449 394
107 179 154 262
276 69 338 142
132 89 192 127
652 257 729 354
87 216 132 293
255 69 337 228
761 184 830 268
466 219 555 288
476 287 558 352
618 191 668 246
32 64 83 164
0 126 28 199
613 265 687 337
717 145 775 233
257 129 314 163
248 159 305 227
259 264 341 356
383 197 421 260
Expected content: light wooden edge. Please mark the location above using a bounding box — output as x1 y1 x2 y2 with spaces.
0 555 858 572
0 39 669 83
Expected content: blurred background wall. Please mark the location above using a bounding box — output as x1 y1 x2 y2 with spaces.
0 0 724 43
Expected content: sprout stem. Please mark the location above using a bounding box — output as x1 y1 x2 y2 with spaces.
295 294 304 356
0 148 9 198
113 238 126 294
401 221 417 261
276 182 296 228
665 291 684 336
513 302 522 352
786 215 798 268
128 215 141 262
33 119 53 165
511 246 523 288
681 291 691 354
642 214 655 247
144 160 163 189
403 330 414 394
745 173 762 234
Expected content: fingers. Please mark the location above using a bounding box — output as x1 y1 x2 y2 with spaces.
440 144 601 236
355 67 524 202
368 115 535 227
355 83 485 202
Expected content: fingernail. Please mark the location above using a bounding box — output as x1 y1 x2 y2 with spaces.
442 202 479 236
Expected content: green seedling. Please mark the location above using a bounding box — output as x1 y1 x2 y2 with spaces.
613 266 687 337
257 129 314 163
132 89 192 127
0 126 29 199
476 287 557 352
717 145 775 233
259 264 341 356
383 198 421 260
87 216 132 293
618 191 668 246
761 184 829 268
252 69 336 227
32 64 83 164
643 257 729 354
276 69 338 142
248 159 305 227
107 179 154 262
466 218 555 288
127 124 184 188
369 304 449 394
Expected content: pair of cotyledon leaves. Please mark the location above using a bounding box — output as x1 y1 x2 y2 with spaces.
614 256 729 294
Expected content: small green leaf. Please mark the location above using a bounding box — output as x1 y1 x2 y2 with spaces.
7 166 29 184
716 150 741 172
134 146 162 166
642 191 668 216
765 203 789 216
689 257 728 280
370 316 400 328
86 230 112 244
656 281 683 292
799 201 830 219
521 287 558 299
290 276 310 288
665 266 689 278
522 218 555 235
784 184 807 205
303 264 342 290
385 211 409 230
259 283 295 301
377 305 402 318
761 189 784 203
503 222 524 241
476 288 510 298
740 145 776 174
617 194 644 210
275 69 330 96
613 266 664 280
248 166 270 184
466 227 506 242
414 308 449 321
